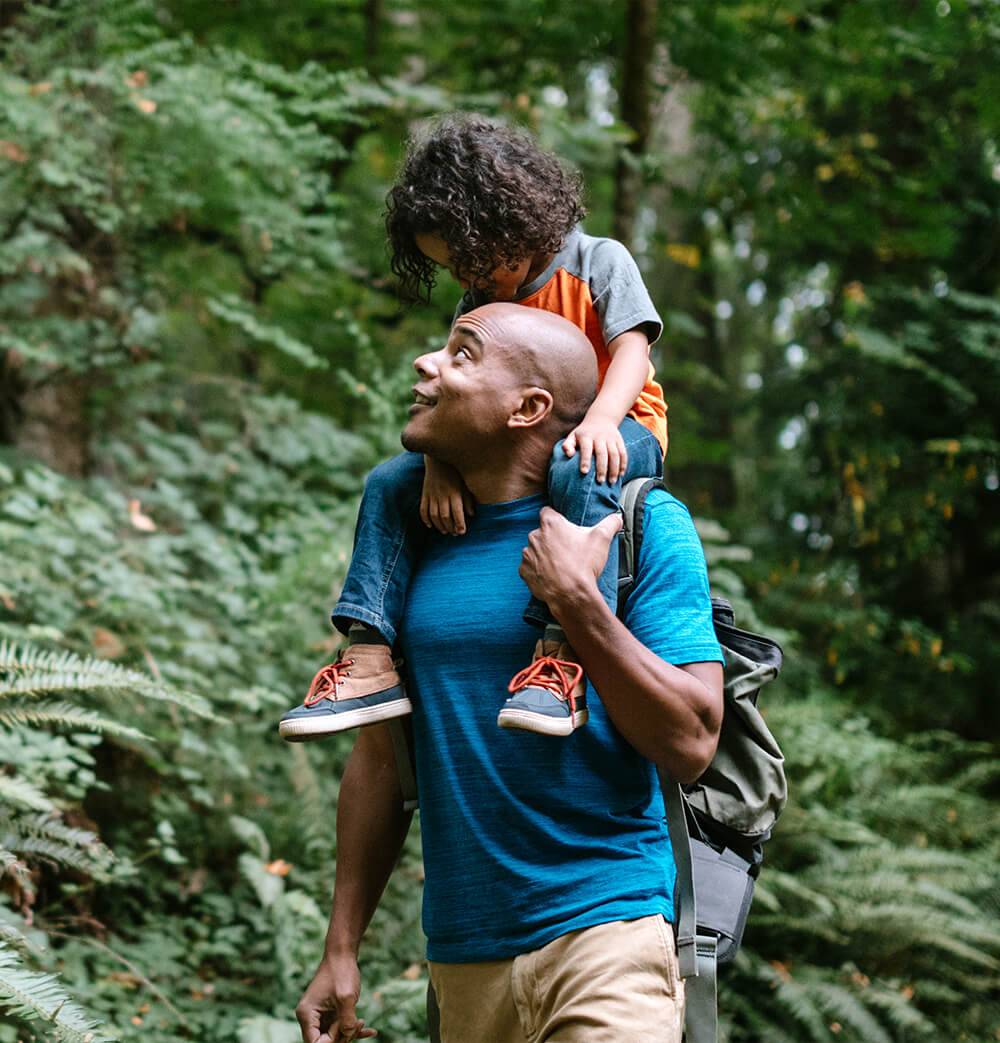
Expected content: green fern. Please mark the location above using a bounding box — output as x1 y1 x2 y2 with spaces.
0 774 56 813
0 942 115 1042
0 701 147 740
0 640 216 720
0 638 212 1037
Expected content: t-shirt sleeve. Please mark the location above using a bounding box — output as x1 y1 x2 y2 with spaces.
589 238 664 347
622 490 724 665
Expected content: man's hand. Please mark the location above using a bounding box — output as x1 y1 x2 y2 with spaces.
295 954 378 1043
562 413 628 484
421 456 475 535
519 509 622 614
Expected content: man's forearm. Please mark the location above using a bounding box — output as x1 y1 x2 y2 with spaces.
324 724 413 958
552 583 722 783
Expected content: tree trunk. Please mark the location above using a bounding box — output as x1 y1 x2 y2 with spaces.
15 378 92 478
364 0 383 74
613 0 658 248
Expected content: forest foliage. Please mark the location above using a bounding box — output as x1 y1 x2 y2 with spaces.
0 1 997 1040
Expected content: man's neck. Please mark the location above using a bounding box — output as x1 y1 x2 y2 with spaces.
455 440 549 506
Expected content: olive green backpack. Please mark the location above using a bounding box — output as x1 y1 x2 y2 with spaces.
618 477 787 1043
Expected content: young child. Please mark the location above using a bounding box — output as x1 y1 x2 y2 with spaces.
279 114 667 742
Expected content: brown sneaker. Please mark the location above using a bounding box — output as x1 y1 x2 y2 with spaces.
278 644 411 742
498 630 588 736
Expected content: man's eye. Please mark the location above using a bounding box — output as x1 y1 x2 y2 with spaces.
456 346 472 360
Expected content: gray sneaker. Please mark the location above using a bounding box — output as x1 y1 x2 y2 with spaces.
497 633 588 736
279 644 411 742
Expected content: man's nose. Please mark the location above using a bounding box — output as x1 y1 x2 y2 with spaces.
413 350 441 378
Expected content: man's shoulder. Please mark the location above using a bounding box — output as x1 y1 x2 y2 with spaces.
625 485 724 665
639 486 697 540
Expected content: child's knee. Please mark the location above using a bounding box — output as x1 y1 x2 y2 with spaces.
547 440 584 492
364 452 425 501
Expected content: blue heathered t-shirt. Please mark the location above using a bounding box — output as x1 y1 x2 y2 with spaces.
398 487 723 963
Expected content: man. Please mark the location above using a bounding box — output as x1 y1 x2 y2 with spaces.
295 304 724 1043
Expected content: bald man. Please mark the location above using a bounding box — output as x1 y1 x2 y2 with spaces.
294 305 724 1043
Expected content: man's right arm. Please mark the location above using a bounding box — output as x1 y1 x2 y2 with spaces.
295 722 413 1043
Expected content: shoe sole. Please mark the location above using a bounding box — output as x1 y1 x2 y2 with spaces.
279 696 413 742
496 707 588 736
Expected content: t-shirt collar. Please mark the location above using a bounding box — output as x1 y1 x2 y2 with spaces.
512 225 580 302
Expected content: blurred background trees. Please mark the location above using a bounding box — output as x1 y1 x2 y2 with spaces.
0 1 997 1040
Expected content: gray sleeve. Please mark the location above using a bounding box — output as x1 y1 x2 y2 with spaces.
452 292 478 324
589 239 663 346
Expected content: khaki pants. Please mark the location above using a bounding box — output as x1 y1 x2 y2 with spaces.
428 914 684 1043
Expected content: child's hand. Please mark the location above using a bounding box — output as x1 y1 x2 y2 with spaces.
563 415 628 484
421 457 475 535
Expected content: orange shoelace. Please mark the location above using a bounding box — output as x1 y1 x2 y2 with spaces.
508 656 584 713
303 656 355 706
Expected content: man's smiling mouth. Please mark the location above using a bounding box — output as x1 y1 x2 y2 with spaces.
412 388 437 407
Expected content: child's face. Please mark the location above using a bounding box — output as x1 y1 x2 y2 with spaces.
415 233 532 302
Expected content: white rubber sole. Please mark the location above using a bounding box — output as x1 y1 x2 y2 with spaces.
496 707 588 737
279 697 413 742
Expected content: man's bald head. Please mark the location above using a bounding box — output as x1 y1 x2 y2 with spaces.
457 303 597 435
402 303 599 483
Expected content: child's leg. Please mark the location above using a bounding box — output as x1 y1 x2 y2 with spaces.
499 420 662 737
280 451 424 742
331 450 426 646
524 418 663 625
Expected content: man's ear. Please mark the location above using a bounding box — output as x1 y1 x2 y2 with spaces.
507 386 554 430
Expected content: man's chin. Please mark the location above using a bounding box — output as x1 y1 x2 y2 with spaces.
400 422 430 455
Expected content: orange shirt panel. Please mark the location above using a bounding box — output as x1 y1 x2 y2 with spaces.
517 269 668 456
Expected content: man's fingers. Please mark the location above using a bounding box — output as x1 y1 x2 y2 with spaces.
329 995 361 1042
537 506 563 529
296 1009 321 1043
595 512 624 541
333 1020 377 1043
419 495 432 529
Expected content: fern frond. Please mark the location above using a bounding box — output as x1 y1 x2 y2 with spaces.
0 641 215 719
15 813 102 848
0 920 34 958
769 977 833 1040
6 837 100 872
0 942 114 1042
0 774 56 813
0 846 30 885
845 904 1000 968
3 816 113 876
864 983 937 1035
0 700 147 741
809 981 893 1043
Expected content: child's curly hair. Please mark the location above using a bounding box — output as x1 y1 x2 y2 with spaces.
385 114 586 302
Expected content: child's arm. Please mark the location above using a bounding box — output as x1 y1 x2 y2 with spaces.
562 329 650 484
421 454 475 536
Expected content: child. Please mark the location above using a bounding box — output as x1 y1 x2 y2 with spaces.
279 114 666 742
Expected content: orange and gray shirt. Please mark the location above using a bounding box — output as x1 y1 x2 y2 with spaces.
455 226 668 455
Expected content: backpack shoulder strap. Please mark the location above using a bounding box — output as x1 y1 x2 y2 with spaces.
618 476 666 610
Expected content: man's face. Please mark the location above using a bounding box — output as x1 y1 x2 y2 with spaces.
415 233 532 302
402 312 522 460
